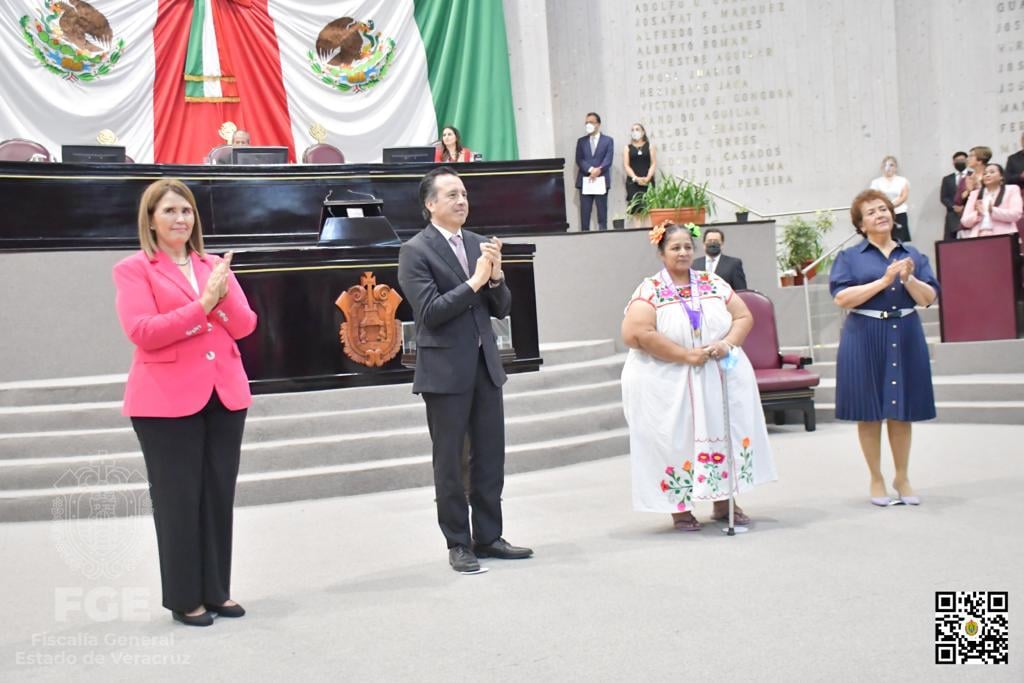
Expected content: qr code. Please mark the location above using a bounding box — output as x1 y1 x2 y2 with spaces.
935 591 1009 665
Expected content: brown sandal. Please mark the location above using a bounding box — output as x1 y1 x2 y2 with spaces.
671 512 702 531
711 506 751 525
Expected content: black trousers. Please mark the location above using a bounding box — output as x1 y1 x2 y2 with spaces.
422 350 505 549
893 213 911 242
580 192 608 231
131 391 247 612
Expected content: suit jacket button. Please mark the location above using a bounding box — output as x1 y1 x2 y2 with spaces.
205 351 216 361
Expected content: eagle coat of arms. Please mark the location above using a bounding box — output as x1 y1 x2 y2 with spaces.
335 272 403 367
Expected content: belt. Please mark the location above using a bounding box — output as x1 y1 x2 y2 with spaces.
850 308 916 319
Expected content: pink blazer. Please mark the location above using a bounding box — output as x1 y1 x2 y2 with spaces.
113 250 258 417
960 184 1023 238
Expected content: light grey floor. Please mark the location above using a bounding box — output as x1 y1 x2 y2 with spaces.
1 422 1021 681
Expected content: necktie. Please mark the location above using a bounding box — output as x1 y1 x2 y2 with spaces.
590 135 597 155
450 233 470 276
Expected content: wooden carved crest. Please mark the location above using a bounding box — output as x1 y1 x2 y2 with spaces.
335 272 403 367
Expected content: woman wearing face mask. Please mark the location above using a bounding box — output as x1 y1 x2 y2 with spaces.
623 123 657 225
869 155 911 241
960 163 1023 238
620 222 776 531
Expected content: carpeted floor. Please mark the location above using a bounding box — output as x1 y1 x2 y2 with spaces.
1 422 1021 681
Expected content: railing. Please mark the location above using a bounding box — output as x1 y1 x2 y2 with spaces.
799 232 861 361
676 176 859 360
677 175 850 220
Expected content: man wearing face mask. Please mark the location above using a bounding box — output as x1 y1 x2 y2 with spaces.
574 112 614 231
940 151 968 240
693 227 747 290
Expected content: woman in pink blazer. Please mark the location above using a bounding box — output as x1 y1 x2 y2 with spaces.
113 179 257 627
961 164 1024 238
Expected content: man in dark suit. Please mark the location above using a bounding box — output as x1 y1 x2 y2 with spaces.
940 151 968 240
398 166 533 574
693 227 747 290
1005 132 1024 189
574 111 614 231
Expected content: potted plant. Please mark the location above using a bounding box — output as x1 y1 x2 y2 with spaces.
778 268 797 287
735 205 750 223
777 211 834 285
626 173 716 226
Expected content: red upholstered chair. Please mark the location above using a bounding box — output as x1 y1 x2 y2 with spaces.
206 144 234 164
302 143 345 164
0 138 52 162
737 289 821 431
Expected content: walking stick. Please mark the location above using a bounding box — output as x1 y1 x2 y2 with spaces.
717 354 747 535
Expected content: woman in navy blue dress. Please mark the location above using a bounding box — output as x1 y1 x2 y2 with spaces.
829 190 939 507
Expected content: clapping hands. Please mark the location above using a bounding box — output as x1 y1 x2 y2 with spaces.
200 251 233 312
884 257 914 285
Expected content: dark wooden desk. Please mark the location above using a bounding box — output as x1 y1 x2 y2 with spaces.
232 243 541 394
0 158 567 251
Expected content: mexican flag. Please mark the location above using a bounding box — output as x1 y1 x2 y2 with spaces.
0 0 518 164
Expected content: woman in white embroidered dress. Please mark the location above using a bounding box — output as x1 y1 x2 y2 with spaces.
621 223 777 530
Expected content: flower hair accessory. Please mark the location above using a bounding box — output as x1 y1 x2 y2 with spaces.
648 221 668 245
685 222 701 239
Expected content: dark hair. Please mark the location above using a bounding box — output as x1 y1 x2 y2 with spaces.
419 166 460 221
952 150 967 159
703 227 724 243
586 112 601 124
977 163 1007 207
656 223 695 253
850 189 895 236
439 125 463 162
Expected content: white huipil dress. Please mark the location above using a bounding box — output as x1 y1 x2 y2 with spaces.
621 271 777 513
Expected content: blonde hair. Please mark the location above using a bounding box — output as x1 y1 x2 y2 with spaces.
136 179 205 258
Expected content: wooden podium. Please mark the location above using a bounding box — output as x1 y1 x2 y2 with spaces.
935 233 1023 342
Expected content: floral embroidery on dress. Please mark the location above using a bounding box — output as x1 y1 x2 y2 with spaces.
739 436 754 484
697 451 729 497
660 460 694 511
648 274 720 305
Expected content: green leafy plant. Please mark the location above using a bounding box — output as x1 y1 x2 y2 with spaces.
778 211 835 275
626 174 717 217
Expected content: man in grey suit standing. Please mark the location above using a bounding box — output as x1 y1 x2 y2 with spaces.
398 166 533 574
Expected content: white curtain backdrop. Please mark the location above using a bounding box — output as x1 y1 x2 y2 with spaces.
0 0 157 162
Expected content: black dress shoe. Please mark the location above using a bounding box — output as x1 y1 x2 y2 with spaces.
473 538 533 560
172 610 213 627
205 602 246 618
449 545 480 573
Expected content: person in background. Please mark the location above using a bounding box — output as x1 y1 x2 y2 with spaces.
231 130 251 146
574 112 614 231
692 227 747 290
954 146 992 221
113 179 257 626
434 125 474 163
829 190 938 508
1004 132 1024 189
940 151 968 241
869 155 911 241
960 163 1024 238
623 123 656 227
